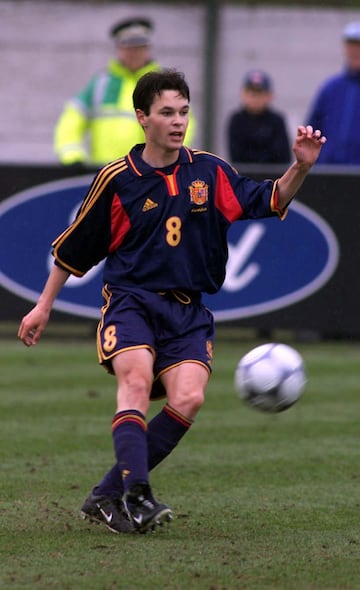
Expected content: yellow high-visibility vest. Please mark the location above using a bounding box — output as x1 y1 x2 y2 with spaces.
54 59 195 165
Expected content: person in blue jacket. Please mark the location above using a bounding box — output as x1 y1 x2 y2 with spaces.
306 22 360 165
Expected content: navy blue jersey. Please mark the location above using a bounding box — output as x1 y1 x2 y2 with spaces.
52 144 285 294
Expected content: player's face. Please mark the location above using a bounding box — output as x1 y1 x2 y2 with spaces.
137 90 190 152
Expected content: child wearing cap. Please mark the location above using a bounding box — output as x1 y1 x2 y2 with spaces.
227 69 291 165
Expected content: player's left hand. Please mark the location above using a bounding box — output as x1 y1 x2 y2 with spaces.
293 125 327 168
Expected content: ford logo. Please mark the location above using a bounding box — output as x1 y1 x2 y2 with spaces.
0 177 339 321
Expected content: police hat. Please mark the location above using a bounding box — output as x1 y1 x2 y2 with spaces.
243 70 272 92
110 17 153 47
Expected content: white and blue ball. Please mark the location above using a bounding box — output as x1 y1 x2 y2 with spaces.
235 343 306 413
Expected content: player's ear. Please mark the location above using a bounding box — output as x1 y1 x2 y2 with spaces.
136 109 147 128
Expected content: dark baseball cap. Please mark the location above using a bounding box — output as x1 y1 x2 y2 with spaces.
110 17 153 47
243 70 272 92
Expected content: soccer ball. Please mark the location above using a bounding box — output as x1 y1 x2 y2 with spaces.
234 343 306 413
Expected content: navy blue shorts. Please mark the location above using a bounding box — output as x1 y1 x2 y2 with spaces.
97 285 215 399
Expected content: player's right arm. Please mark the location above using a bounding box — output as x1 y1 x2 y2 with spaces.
18 264 70 347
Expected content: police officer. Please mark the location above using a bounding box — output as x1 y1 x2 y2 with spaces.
54 18 194 166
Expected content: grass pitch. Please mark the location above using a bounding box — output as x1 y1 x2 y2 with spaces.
1 329 359 589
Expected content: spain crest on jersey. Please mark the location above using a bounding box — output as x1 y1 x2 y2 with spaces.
189 179 209 205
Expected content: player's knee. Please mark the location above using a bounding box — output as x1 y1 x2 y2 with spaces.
127 374 152 397
171 387 205 419
116 369 153 411
190 388 205 412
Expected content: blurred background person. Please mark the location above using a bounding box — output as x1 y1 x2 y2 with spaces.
54 17 195 167
306 22 360 165
227 70 291 165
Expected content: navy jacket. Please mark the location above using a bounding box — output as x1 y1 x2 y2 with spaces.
306 69 360 164
227 108 291 165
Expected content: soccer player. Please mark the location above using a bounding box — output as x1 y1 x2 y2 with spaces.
18 69 326 534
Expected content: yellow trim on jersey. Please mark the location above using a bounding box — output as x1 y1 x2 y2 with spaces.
127 152 142 176
52 158 128 255
270 179 288 220
192 148 239 174
166 173 177 195
78 159 127 215
183 146 194 163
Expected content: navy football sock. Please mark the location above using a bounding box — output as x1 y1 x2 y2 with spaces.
112 409 149 493
147 403 193 469
94 404 192 498
93 464 122 500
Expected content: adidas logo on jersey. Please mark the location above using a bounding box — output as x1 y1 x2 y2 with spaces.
142 198 158 212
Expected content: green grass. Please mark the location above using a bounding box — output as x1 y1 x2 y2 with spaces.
1 332 360 589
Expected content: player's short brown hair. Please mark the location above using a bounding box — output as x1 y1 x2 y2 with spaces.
133 69 190 114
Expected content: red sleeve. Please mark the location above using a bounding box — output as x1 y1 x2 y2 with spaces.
109 193 131 252
214 165 243 222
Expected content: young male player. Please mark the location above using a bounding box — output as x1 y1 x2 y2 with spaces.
18 70 326 535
